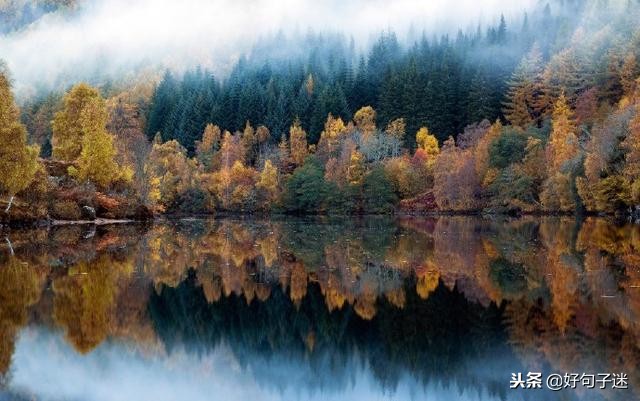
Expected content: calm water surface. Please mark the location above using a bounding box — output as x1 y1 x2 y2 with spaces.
0 216 639 401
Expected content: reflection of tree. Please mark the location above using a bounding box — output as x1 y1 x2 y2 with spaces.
2 216 640 399
52 255 126 353
149 276 513 396
0 256 44 383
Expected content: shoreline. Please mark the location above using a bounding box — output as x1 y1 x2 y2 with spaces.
1 209 629 229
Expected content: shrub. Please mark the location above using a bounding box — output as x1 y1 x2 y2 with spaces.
51 200 82 220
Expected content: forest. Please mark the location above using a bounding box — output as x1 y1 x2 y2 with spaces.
2 0 640 221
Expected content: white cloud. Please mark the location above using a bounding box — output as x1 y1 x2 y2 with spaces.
0 0 535 94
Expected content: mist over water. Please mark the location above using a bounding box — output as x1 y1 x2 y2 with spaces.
0 0 536 94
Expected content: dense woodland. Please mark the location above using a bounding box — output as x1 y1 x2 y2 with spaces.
2 0 640 219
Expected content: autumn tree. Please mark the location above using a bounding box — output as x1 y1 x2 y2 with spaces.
196 124 221 171
146 139 199 212
0 66 39 212
215 130 244 170
256 160 279 209
620 53 638 98
354 106 376 138
541 93 581 211
69 96 128 188
415 127 439 169
623 104 640 204
241 121 257 165
52 83 101 161
256 125 270 159
473 120 502 186
385 118 406 144
289 118 308 166
277 134 292 172
433 137 479 210
503 44 546 128
317 114 347 158
346 150 365 185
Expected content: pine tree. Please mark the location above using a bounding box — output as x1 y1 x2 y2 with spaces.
147 70 178 140
503 44 545 128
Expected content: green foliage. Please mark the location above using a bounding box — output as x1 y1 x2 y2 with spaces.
488 128 530 169
489 257 528 296
172 187 214 214
362 166 397 214
283 156 327 213
324 182 358 214
488 165 537 210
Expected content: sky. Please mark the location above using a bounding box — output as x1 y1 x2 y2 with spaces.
0 0 536 95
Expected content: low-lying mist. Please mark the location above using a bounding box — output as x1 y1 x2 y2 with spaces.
0 0 535 96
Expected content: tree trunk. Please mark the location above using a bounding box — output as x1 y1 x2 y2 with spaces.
5 237 14 256
4 195 14 213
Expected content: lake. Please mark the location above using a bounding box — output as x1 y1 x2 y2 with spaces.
0 216 638 401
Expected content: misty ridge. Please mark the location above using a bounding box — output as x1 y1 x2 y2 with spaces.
2 0 543 95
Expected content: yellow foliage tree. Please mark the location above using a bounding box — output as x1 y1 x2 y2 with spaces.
0 67 39 212
474 120 502 186
347 150 365 185
415 126 439 169
196 123 221 170
145 139 196 212
541 93 580 211
241 121 257 164
546 93 579 173
70 97 126 189
385 118 406 141
257 160 279 206
256 125 270 159
289 118 308 166
353 106 376 138
318 114 346 156
52 83 101 161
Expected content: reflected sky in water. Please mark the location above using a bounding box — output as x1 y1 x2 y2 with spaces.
1 216 638 401
10 327 517 401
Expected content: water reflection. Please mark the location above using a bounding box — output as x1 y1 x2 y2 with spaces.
0 216 639 401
